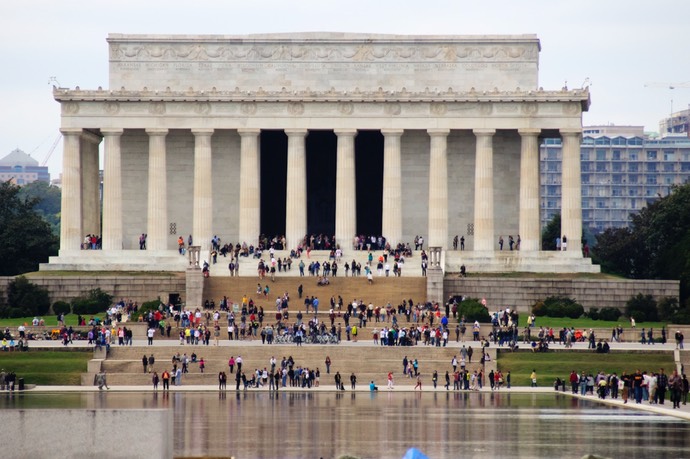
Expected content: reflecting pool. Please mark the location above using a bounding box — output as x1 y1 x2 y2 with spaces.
2 392 689 458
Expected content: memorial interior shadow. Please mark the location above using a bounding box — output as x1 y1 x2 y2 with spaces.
260 130 288 239
306 131 337 237
355 130 383 237
260 130 384 243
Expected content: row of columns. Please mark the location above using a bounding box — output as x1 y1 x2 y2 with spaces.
59 127 582 256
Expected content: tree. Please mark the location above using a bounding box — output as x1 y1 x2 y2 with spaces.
594 183 690 305
0 276 51 318
18 181 61 236
541 213 561 250
0 181 59 275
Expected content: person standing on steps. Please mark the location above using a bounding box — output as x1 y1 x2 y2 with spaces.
335 371 342 390
445 371 450 390
325 356 331 374
142 355 149 373
350 372 357 390
432 370 438 389
531 369 537 387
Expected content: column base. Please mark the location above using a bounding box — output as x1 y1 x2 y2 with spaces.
40 250 188 272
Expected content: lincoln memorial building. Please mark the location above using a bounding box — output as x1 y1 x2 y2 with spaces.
43 33 598 273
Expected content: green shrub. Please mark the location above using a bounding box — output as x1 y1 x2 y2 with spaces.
133 299 163 321
458 298 491 323
0 276 51 318
598 307 622 322
52 301 71 316
532 296 584 319
70 288 113 316
588 307 600 320
626 293 658 322
657 297 680 321
532 301 547 317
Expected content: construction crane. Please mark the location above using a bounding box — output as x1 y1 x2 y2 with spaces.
644 81 690 90
644 82 690 116
41 134 61 167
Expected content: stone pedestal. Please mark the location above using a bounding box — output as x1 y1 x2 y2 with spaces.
186 246 203 309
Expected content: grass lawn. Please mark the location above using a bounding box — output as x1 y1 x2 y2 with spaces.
529 317 667 330
0 350 91 385
0 315 105 328
498 350 675 387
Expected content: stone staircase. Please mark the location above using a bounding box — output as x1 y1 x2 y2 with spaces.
88 343 483 387
202 275 428 313
204 250 426 278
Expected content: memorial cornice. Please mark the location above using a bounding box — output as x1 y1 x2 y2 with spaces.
54 87 590 110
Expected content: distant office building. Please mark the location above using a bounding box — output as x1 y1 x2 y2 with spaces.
0 148 50 184
541 125 690 235
660 105 690 137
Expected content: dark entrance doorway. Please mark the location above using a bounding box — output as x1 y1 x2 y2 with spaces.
355 130 384 236
260 130 287 239
306 130 337 237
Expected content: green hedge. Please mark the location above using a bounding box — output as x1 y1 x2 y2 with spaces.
532 296 584 320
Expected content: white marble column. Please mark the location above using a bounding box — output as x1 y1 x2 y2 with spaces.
335 129 357 250
473 129 496 252
80 132 102 242
146 128 169 251
427 129 449 248
518 129 541 252
102 129 124 251
192 129 214 251
561 129 583 254
285 129 308 251
238 128 261 245
381 129 403 247
59 128 83 252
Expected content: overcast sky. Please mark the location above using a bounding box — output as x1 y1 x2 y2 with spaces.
1 0 688 177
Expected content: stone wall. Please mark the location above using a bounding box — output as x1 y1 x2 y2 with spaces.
0 274 186 305
445 277 680 313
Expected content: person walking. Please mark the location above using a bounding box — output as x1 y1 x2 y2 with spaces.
414 374 422 390
387 372 394 390
530 369 537 387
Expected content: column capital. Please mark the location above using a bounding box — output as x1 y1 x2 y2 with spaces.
518 128 541 137
473 128 496 136
191 128 215 136
381 129 404 137
80 130 102 145
145 128 169 136
59 127 83 136
334 129 358 137
237 128 261 137
284 128 309 137
427 128 450 137
101 128 124 137
560 128 582 137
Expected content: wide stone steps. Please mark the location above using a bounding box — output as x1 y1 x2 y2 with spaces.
202 275 427 312
92 344 492 386
204 250 426 278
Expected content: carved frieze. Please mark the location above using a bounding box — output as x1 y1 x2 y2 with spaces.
148 102 166 115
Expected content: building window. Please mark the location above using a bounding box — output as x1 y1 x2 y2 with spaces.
629 151 638 161
628 174 639 184
612 175 623 184
582 174 590 184
596 149 607 161
612 150 621 160
664 151 676 161
581 150 590 161
595 137 610 146
646 175 657 185
612 163 622 172
628 163 639 172
596 163 607 172
647 150 657 160
646 163 657 173
582 162 590 172
664 163 675 172
681 163 690 172
597 200 606 209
